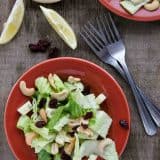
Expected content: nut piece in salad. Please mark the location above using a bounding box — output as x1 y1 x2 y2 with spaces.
16 74 118 160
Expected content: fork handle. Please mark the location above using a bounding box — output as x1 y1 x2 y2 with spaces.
119 61 157 136
110 60 160 127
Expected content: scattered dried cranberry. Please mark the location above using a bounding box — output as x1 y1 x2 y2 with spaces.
81 124 88 129
48 47 60 59
69 132 75 137
49 98 58 108
119 120 129 129
82 156 88 160
60 149 72 160
29 39 50 53
29 44 46 52
82 85 91 95
38 98 47 108
35 121 46 128
72 125 79 132
97 135 104 140
84 112 93 120
38 39 51 48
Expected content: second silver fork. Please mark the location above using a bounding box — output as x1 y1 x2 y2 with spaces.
80 14 160 136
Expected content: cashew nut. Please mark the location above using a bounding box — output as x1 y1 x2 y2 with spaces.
64 137 76 155
48 73 56 89
51 89 69 101
19 81 35 96
68 76 81 83
39 108 47 123
98 139 112 155
25 132 37 146
51 143 59 155
77 126 93 137
144 0 160 11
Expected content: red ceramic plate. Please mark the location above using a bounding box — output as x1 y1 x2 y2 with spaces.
99 0 160 21
4 57 130 160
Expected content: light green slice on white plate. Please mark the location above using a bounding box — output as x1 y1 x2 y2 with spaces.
0 0 25 45
40 6 77 50
33 0 61 3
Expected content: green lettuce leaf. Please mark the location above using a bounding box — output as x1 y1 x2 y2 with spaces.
31 98 39 122
64 94 93 119
16 115 31 133
38 149 52 160
89 111 112 138
54 154 61 160
47 106 64 131
35 77 52 95
102 139 118 160
72 91 99 109
30 123 55 140
53 114 70 131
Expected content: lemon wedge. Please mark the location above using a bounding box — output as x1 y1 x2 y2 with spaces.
40 6 77 50
0 0 24 45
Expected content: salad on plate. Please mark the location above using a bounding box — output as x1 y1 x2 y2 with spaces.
16 74 118 160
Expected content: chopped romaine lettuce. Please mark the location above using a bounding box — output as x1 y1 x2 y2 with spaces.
64 94 93 118
55 131 70 145
38 149 52 160
78 132 98 140
64 82 84 92
54 114 70 131
101 138 118 160
54 154 61 160
17 101 32 115
17 115 31 133
89 111 112 138
32 137 53 153
35 77 52 95
72 91 99 109
31 98 39 122
53 74 65 91
30 123 55 141
47 106 64 131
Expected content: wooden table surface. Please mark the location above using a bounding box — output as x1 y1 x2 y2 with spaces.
1 0 160 159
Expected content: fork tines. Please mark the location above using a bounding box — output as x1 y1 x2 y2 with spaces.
80 13 121 51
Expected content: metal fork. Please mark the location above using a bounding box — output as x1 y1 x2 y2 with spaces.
80 14 160 136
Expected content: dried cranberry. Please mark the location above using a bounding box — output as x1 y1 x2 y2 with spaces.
72 125 79 132
29 43 46 52
81 124 88 129
119 120 129 129
38 39 51 48
49 99 58 108
48 47 60 59
82 156 88 160
69 132 75 137
82 85 90 95
38 98 47 108
97 135 104 140
35 121 46 128
84 112 93 120
61 150 72 160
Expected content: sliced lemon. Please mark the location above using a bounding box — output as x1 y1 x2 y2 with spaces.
0 0 25 45
40 6 77 50
33 0 61 3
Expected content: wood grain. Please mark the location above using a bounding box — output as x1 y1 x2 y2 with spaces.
0 0 160 159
